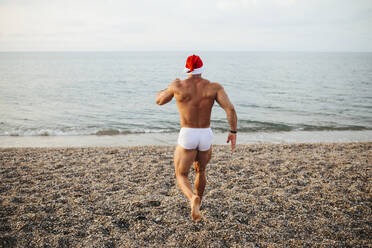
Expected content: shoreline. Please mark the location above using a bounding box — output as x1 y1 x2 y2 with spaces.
1 130 372 148
0 143 370 247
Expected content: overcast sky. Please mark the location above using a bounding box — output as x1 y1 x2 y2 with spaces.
0 0 371 51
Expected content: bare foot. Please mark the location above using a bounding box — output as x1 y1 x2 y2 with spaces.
191 195 201 222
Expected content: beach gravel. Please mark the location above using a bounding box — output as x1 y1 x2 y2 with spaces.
0 143 371 247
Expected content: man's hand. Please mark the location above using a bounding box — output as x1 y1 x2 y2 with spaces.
227 133 236 150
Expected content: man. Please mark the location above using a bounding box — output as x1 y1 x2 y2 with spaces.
156 55 237 222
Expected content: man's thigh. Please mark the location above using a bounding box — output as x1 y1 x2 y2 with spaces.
174 145 198 174
195 147 212 172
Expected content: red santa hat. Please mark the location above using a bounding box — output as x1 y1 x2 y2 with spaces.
184 54 204 74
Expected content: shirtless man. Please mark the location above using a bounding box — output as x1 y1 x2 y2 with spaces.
156 55 237 222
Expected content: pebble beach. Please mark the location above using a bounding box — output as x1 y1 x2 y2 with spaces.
0 142 371 247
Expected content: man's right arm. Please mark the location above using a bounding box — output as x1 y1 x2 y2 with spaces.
215 83 237 149
156 81 177 105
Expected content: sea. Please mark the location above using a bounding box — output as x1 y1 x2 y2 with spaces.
1 52 372 147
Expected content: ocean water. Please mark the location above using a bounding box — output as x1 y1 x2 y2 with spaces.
0 52 372 137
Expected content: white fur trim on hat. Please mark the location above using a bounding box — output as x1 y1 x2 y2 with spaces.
184 66 204 74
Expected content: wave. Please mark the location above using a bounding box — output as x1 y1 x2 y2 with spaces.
1 123 371 137
0 127 179 137
1 129 82 137
211 120 372 133
298 124 367 132
95 129 121 135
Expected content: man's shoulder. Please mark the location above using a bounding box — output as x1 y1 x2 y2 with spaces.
207 81 223 91
171 78 181 85
169 78 182 90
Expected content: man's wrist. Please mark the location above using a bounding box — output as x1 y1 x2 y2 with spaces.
230 130 237 134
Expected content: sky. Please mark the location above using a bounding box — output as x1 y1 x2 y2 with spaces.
0 0 371 52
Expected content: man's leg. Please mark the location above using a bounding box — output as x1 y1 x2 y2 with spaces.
174 145 201 221
194 147 212 204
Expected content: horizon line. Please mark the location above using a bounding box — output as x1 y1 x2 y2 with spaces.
0 50 372 53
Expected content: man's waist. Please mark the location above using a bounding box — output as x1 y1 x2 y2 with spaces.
180 127 211 130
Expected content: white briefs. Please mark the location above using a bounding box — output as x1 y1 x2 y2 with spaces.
177 127 213 151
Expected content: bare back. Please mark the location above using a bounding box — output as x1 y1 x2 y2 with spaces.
156 74 236 142
171 77 218 128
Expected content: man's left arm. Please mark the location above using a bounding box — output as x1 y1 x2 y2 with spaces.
156 81 176 105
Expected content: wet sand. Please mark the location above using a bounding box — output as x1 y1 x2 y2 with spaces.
0 143 371 247
2 130 372 147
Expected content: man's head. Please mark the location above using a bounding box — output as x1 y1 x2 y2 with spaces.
184 55 204 75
